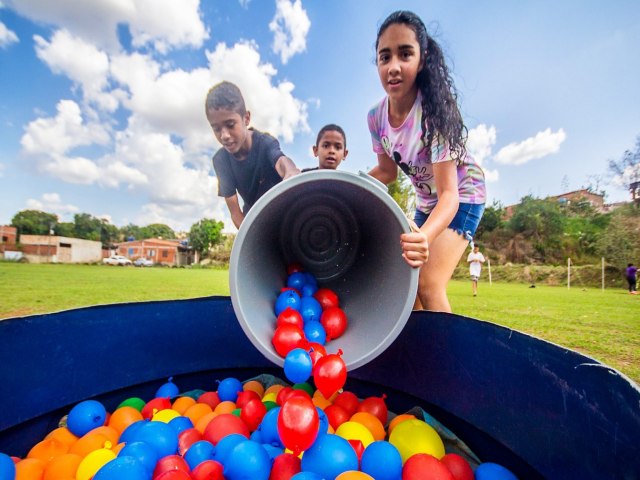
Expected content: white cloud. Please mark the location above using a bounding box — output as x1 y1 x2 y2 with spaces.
238 0 251 8
5 0 207 53
34 30 114 109
26 193 79 220
494 128 566 166
269 0 310 64
467 124 499 183
21 99 110 156
0 21 19 48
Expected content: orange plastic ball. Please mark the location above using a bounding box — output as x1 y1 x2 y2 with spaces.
43 453 82 480
108 406 144 435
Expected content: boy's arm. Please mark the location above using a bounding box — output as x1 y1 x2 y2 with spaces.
275 155 300 179
225 195 245 229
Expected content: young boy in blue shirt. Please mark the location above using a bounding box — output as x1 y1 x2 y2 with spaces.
206 81 300 228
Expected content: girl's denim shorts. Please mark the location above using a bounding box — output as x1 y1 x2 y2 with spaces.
414 202 485 243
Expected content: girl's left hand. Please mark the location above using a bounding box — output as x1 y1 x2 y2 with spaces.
400 220 428 268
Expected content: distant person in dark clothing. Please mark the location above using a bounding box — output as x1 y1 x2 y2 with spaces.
626 263 637 294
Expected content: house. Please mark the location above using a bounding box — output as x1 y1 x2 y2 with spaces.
504 189 608 219
115 238 193 266
20 235 102 263
0 226 19 259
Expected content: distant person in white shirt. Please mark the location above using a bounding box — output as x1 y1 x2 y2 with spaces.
467 244 486 296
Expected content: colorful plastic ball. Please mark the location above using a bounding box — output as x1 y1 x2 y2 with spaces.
336 421 375 448
301 283 318 297
93 456 148 480
153 454 191 478
191 460 224 480
350 412 386 442
336 472 374 480
304 321 327 345
243 380 266 398
389 419 445 463
118 441 159 475
183 440 215 470
324 404 350 430
441 453 474 480
178 428 203 456
387 414 415 435
357 395 388 425
262 443 284 461
108 406 144 435
316 407 330 436
258 407 284 448
241 398 268 431
15 458 46 480
203 413 250 445
236 390 262 409
300 433 358 480
361 441 402 480
333 391 359 417
277 307 304 329
197 391 221 410
67 399 107 437
27 437 68 463
213 433 246 464
263 401 279 412
0 453 15 480
119 419 147 444
270 453 301 480
320 307 348 341
172 396 197 415
313 288 339 310
284 348 313 384
307 342 327 367
474 462 518 480
402 453 453 480
299 296 322 322
43 453 82 480
153 408 181 423
291 473 324 480
217 377 243 403
142 397 172 420
156 377 180 398
127 420 179 458
272 324 306 358
287 262 304 275
313 352 347 399
155 470 192 480
224 440 271 480
303 272 318 287
117 397 146 411
275 290 301 316
168 415 194 434
76 445 117 480
287 272 307 290
278 396 319 455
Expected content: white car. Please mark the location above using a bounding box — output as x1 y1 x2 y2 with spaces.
103 255 132 266
134 257 154 267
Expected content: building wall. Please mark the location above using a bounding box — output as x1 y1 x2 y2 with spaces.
116 239 181 265
0 226 18 255
20 235 102 263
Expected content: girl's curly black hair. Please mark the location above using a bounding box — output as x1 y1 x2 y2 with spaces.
376 10 467 162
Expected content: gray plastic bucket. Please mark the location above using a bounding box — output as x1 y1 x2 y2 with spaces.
229 170 419 370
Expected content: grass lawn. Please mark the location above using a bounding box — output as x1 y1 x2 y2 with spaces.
1 262 638 383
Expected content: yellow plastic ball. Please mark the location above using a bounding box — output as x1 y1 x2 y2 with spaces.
335 421 375 448
388 418 445 463
152 408 181 423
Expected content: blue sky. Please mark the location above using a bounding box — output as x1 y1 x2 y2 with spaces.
1 0 639 233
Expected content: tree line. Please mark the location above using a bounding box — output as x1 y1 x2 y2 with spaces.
9 210 224 258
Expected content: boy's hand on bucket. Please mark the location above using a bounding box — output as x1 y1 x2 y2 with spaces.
400 221 429 268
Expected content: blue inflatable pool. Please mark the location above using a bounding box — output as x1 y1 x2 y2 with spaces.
0 297 638 479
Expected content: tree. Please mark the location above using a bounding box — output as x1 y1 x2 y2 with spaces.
120 223 143 242
141 223 175 240
189 219 224 257
475 200 504 239
54 222 75 238
11 210 58 237
387 171 415 215
73 213 103 241
597 206 640 267
608 134 640 203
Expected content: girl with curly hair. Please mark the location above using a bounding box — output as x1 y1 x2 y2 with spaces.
368 10 486 312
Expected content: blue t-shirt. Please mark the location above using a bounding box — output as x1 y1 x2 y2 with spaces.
212 129 284 213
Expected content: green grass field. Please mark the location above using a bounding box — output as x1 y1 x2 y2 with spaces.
1 262 638 384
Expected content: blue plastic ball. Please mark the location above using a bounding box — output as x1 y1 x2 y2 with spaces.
0 453 15 480
287 272 307 290
291 473 324 480
475 462 518 480
214 433 247 464
93 456 148 480
168 415 194 434
262 443 284 461
303 320 326 345
155 377 180 398
217 377 243 402
361 441 403 480
316 407 329 437
284 348 313 384
119 419 147 444
275 290 301 316
184 440 216 470
301 283 318 297
224 440 271 480
126 420 178 458
301 433 358 479
303 272 318 288
299 296 322 322
117 441 159 475
67 399 107 437
257 407 283 447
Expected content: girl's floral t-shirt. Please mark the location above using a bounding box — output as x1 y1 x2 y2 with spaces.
368 92 486 214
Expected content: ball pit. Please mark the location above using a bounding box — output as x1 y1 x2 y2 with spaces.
1 297 639 479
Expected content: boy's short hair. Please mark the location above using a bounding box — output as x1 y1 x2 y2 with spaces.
205 81 247 116
316 124 347 149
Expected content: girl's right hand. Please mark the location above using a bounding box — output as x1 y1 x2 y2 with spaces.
400 220 428 268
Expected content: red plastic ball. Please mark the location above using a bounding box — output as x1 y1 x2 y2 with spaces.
269 453 301 480
403 454 454 480
191 460 225 480
441 453 474 480
177 428 203 455
333 391 360 417
324 404 350 430
240 398 267 432
197 392 221 410
287 263 304 275
272 324 306 358
277 308 304 330
314 288 339 310
357 395 388 425
153 455 190 479
141 397 172 420
320 307 348 341
202 413 250 445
